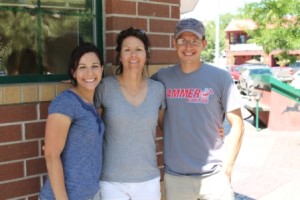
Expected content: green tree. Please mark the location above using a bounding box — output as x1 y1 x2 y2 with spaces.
202 13 235 63
202 20 215 62
241 0 300 63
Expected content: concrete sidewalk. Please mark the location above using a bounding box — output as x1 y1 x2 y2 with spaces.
232 121 300 200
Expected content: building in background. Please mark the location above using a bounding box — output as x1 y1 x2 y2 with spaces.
225 19 300 67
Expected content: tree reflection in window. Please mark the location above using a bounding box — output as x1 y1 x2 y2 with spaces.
0 0 96 76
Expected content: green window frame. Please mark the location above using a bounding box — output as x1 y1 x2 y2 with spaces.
0 0 103 84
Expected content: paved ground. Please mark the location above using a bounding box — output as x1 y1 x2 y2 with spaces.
231 115 300 200
161 96 300 200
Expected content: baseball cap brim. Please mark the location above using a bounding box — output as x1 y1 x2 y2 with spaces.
175 29 203 39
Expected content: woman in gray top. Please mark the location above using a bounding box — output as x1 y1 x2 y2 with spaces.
94 27 166 200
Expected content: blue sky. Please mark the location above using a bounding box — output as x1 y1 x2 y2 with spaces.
181 0 261 21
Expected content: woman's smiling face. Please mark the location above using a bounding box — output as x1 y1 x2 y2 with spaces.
72 52 103 91
120 36 146 73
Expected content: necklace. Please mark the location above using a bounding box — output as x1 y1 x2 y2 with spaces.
121 84 144 97
118 76 148 106
118 77 147 98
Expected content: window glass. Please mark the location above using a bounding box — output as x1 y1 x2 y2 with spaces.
41 0 92 10
0 0 98 81
0 1 37 7
42 14 94 75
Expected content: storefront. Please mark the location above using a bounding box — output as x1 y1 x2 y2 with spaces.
0 0 180 199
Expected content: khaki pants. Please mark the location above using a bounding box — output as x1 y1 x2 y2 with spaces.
164 171 234 200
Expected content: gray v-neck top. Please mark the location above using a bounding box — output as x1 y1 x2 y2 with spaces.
95 76 166 182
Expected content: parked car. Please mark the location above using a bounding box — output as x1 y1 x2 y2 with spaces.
229 65 242 84
289 61 300 73
271 62 300 82
230 63 270 86
0 70 6 76
271 66 294 82
239 65 273 95
290 70 300 89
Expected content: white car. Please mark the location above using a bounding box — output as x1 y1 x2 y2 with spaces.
239 66 273 96
290 70 300 89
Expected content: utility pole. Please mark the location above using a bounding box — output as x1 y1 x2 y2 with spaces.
214 0 220 67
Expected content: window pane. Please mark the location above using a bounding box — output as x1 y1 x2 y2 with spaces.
0 0 96 76
0 0 37 7
0 10 39 75
43 15 94 74
41 0 93 12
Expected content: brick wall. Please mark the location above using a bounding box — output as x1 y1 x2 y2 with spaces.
104 0 179 66
0 83 71 199
0 0 180 199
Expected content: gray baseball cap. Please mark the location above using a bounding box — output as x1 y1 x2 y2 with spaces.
174 18 205 39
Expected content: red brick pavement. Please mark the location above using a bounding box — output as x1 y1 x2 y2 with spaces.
231 122 300 200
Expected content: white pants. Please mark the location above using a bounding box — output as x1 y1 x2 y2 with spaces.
164 171 234 200
87 190 101 200
99 177 161 200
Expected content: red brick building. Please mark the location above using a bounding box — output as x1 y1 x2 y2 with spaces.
225 19 300 67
